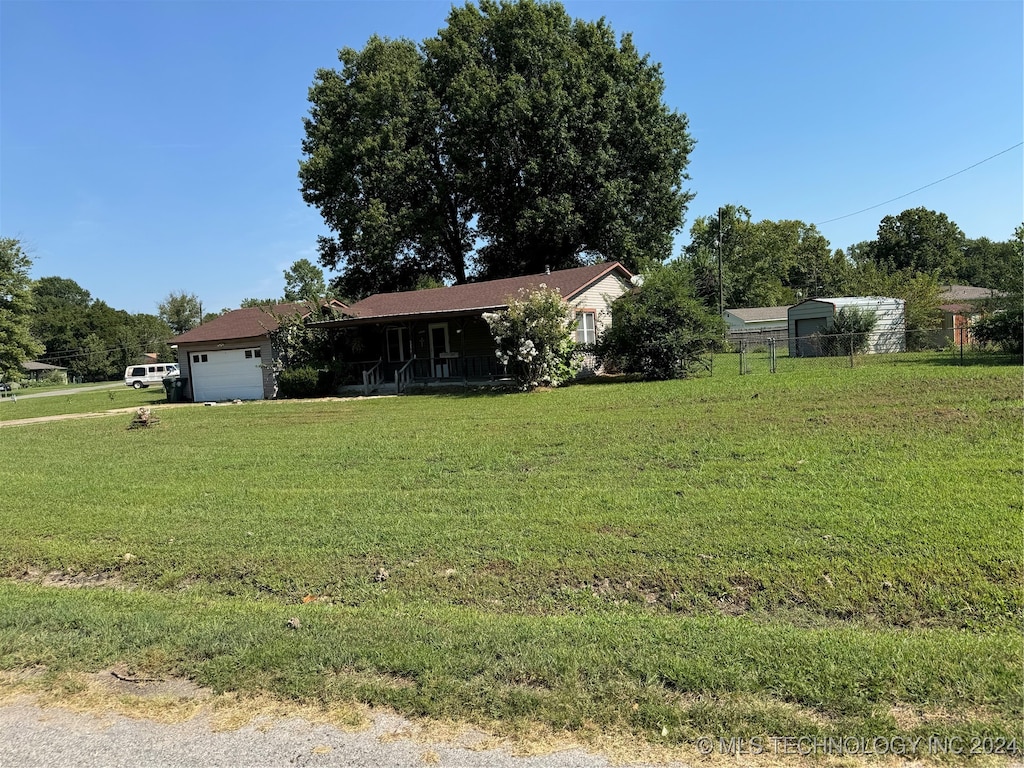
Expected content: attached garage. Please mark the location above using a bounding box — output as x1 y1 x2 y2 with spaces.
169 301 346 402
188 347 265 401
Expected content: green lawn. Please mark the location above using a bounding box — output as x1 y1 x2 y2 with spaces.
0 384 165 421
0 358 1020 754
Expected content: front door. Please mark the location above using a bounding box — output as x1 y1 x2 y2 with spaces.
428 323 450 377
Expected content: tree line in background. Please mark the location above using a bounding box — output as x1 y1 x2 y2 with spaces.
681 205 1022 334
0 236 339 384
1 238 173 384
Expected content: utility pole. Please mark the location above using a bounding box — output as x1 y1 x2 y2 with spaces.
717 207 724 318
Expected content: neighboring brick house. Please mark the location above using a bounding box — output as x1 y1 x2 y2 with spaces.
169 301 345 401
937 285 1005 346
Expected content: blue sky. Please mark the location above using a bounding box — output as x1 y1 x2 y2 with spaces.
2 0 1021 316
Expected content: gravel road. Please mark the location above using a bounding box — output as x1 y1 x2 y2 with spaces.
0 697 681 768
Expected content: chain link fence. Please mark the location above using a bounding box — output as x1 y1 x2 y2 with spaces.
728 327 1013 375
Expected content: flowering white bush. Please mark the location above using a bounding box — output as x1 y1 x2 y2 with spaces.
483 286 579 390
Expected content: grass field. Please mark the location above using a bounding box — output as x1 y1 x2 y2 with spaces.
0 384 165 421
0 357 1020 758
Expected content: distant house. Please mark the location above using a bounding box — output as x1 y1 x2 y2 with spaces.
311 262 634 390
937 285 1005 346
788 297 906 357
169 301 345 402
722 306 791 344
22 361 68 384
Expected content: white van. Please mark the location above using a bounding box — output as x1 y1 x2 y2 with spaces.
124 363 180 389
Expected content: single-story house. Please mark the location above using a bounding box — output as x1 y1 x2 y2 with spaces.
22 361 69 384
723 306 791 345
936 285 1006 346
311 262 634 390
788 297 906 357
170 301 345 402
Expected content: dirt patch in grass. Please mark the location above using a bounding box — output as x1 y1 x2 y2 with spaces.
12 568 128 589
0 667 367 731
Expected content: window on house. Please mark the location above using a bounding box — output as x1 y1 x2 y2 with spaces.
386 328 406 362
245 350 252 358
575 311 596 344
192 354 208 363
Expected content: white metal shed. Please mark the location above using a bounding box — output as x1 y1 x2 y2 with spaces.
787 297 906 357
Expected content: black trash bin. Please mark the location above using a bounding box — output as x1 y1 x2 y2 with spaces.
163 376 188 403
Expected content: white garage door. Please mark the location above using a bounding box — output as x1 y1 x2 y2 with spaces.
189 348 265 401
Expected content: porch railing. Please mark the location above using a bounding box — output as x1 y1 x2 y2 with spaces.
395 357 416 395
362 358 383 396
410 355 505 382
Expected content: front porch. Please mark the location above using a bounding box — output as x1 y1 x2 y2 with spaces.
328 314 510 395
351 354 510 395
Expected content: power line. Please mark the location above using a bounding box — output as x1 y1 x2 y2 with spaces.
815 142 1023 226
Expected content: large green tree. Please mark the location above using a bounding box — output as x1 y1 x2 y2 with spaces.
960 235 1020 293
682 207 845 310
30 276 92 363
158 292 203 335
0 238 44 381
872 207 966 281
300 0 694 297
283 258 329 303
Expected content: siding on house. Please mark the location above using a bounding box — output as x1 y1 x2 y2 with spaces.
567 272 632 334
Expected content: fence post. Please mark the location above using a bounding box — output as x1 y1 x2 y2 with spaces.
849 333 855 368
768 337 777 373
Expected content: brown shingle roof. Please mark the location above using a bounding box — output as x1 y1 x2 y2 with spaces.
170 302 318 345
335 262 632 324
725 306 791 323
938 285 1005 302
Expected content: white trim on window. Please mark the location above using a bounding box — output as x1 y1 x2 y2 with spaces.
575 311 596 344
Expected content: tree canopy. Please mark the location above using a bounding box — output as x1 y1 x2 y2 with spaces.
872 207 965 281
300 0 694 298
0 238 44 381
283 258 329 303
158 292 202 335
681 206 845 310
28 276 175 382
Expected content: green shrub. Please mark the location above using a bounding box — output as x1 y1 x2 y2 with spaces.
277 366 321 399
814 306 878 356
594 265 725 380
974 305 1023 355
483 287 579 390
